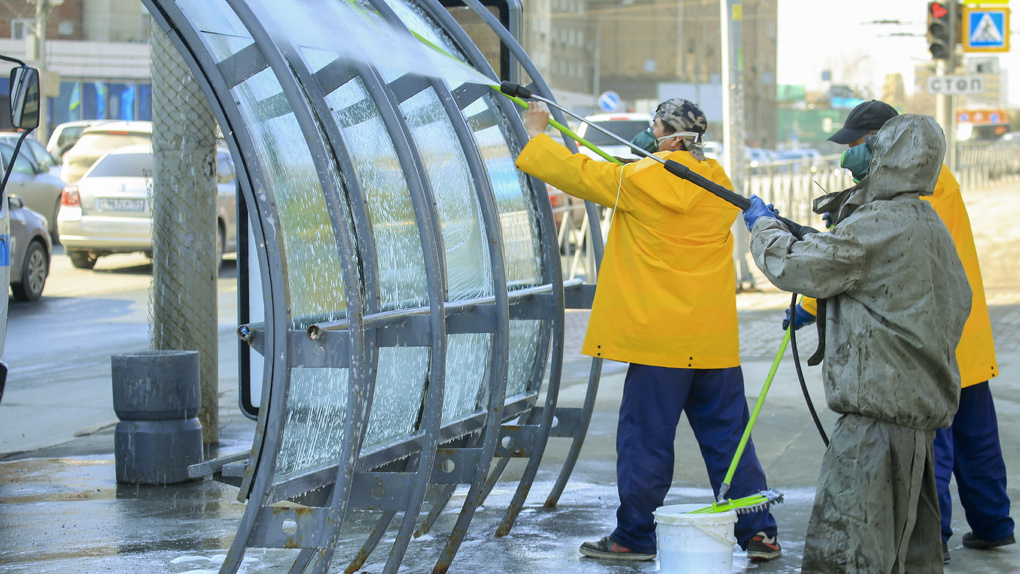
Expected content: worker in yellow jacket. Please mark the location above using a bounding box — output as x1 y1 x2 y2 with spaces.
789 100 1014 563
516 98 781 562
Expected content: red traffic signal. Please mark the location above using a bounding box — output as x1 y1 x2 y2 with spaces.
927 1 953 60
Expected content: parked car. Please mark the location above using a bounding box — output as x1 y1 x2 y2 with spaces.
57 145 238 271
0 141 64 237
774 148 821 173
60 120 152 184
0 133 61 179
574 113 653 161
46 119 111 160
6 196 51 301
701 140 724 160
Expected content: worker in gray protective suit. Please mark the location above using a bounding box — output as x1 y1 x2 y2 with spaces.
744 114 973 572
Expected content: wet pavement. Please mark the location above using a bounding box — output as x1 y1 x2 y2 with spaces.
3 182 1020 573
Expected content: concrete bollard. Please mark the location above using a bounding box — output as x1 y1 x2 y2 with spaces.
112 350 204 484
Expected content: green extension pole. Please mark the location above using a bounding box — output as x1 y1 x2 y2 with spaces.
499 95 622 164
688 325 791 515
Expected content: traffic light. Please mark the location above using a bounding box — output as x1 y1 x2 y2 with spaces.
927 1 952 60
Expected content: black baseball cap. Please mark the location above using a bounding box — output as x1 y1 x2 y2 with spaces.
828 100 899 144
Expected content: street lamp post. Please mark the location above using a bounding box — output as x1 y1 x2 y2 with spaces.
32 0 63 142
592 0 634 108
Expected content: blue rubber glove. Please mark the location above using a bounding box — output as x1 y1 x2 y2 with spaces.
743 195 778 231
822 212 833 229
782 304 817 331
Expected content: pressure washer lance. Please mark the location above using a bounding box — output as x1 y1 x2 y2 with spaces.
498 81 810 240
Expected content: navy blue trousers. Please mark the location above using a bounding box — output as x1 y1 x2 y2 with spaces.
611 363 778 554
934 381 1014 543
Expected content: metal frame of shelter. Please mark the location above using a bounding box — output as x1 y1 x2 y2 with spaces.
142 0 606 572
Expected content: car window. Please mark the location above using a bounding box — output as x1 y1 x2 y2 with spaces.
217 152 235 184
7 150 36 175
59 127 85 148
582 120 651 146
25 139 55 168
87 153 154 178
72 134 152 157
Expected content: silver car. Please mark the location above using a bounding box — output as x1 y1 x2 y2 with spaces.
0 142 64 238
0 134 62 180
57 145 237 270
7 196 51 302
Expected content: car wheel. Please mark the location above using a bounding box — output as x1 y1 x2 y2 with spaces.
215 222 225 274
67 249 99 270
12 241 48 302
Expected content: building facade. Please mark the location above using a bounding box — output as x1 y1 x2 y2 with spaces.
2 0 152 140
527 0 778 148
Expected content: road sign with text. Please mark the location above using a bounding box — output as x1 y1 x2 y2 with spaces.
963 6 1010 52
927 75 985 95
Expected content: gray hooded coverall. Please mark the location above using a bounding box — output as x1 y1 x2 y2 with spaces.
748 114 972 572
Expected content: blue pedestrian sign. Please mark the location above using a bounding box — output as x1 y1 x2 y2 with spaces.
963 7 1010 52
598 91 621 112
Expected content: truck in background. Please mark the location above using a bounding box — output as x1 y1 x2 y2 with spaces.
0 56 42 403
957 107 1011 142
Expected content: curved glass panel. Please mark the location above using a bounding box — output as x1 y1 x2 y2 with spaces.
401 88 492 301
464 97 543 287
382 0 543 401
233 69 348 326
507 320 543 397
310 58 431 311
442 333 491 424
469 103 545 398
363 347 430 448
275 368 349 483
178 0 255 62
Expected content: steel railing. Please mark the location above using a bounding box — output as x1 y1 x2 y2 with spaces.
553 140 1020 278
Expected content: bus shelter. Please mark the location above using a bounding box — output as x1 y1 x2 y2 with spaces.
141 0 605 572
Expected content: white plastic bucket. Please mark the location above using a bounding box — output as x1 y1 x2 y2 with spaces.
654 503 737 574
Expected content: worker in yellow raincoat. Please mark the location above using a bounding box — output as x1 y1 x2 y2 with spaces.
515 98 781 562
787 100 1014 564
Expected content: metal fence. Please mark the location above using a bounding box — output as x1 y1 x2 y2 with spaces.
553 139 1020 279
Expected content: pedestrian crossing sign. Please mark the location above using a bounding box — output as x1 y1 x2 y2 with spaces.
963 6 1010 52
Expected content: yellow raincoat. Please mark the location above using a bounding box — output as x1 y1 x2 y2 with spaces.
802 166 997 387
925 166 998 387
515 134 741 369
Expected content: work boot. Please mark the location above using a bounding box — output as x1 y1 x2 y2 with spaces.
746 531 782 561
962 531 1016 549
579 536 655 561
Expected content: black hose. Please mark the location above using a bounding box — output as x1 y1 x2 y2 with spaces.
788 292 830 447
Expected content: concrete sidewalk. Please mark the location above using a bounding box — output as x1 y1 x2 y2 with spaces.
3 183 1020 573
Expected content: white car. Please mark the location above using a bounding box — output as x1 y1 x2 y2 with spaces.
57 145 238 270
574 113 653 161
59 120 152 184
46 119 112 160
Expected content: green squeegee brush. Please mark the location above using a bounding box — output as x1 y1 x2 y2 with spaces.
687 489 785 515
688 326 794 515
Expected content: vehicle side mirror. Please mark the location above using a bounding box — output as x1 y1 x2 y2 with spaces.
9 66 40 131
8 196 24 209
